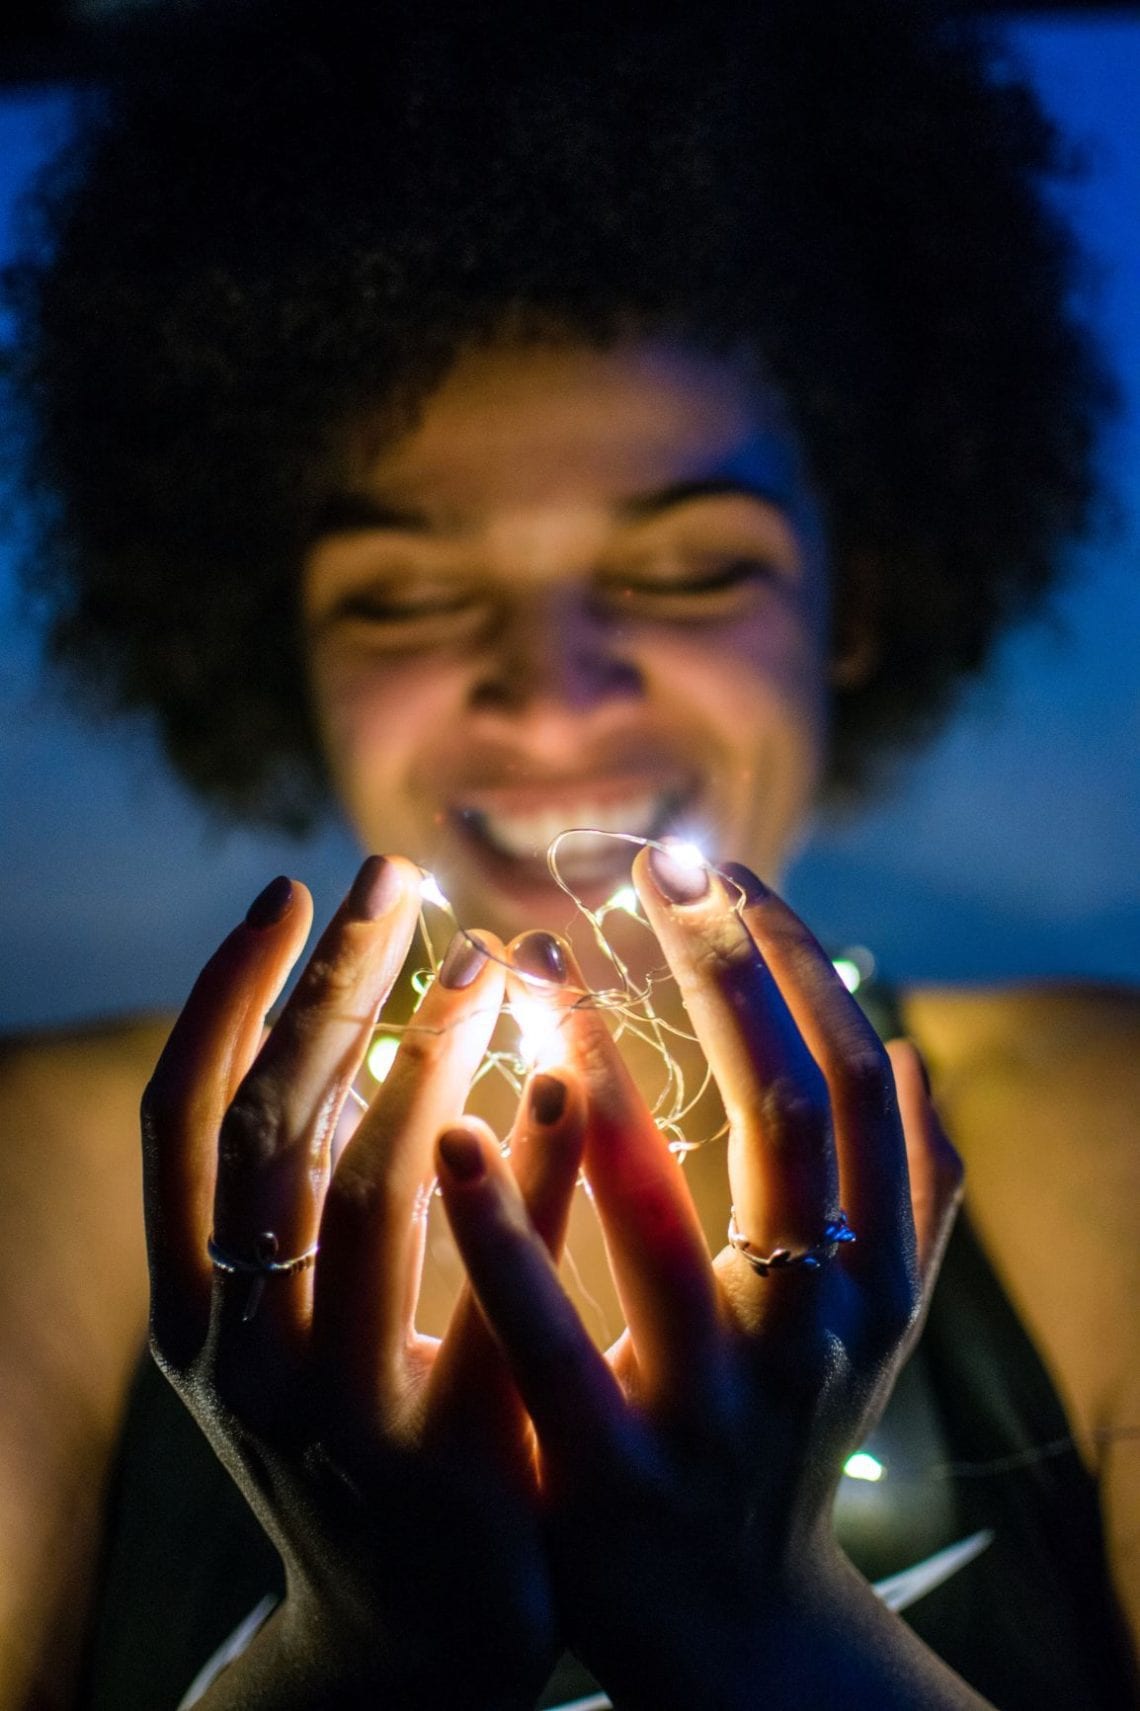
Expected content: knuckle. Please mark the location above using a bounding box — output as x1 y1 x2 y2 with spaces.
295 948 362 1005
324 1154 399 1226
840 1043 894 1109
687 929 756 994
386 1029 439 1077
219 1087 282 1172
758 1070 830 1145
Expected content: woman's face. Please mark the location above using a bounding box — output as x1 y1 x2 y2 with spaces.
304 339 831 939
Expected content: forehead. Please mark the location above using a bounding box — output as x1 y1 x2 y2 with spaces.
352 339 809 519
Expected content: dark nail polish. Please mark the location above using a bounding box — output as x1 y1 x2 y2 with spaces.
648 844 710 905
530 1074 567 1126
348 854 401 921
439 931 489 989
720 861 771 907
512 931 567 983
245 875 293 929
438 1128 486 1182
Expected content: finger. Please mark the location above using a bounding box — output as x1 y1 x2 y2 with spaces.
213 855 420 1249
314 928 506 1400
717 861 913 1271
436 1123 624 1474
210 856 422 1340
633 847 837 1263
886 1040 963 1296
141 876 313 1360
425 1073 586 1457
507 930 720 1401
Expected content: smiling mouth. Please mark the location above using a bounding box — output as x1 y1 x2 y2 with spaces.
451 782 696 892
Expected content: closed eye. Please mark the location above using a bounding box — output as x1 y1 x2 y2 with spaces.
595 556 786 619
312 582 487 648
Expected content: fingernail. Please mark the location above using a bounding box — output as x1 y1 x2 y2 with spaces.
512 931 567 983
530 1074 567 1125
648 843 710 905
720 861 770 907
439 930 489 989
245 875 294 929
348 854 401 921
438 1128 486 1182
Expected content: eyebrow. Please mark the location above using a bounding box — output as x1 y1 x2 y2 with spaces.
310 474 791 541
618 476 791 522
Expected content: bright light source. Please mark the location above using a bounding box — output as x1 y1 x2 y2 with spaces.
666 840 706 872
605 885 641 916
512 993 564 1070
843 1451 885 1483
833 957 862 993
419 872 449 909
366 1034 400 1083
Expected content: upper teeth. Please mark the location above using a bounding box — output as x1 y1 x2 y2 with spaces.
470 793 668 859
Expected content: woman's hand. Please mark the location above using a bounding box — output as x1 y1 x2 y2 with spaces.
141 856 584 1711
437 849 982 1711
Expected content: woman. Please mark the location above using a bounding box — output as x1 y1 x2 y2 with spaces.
1 3 1136 1707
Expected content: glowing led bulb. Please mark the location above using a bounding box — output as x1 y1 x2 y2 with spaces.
419 872 449 910
833 958 862 994
512 992 564 1069
843 1451 885 1483
606 885 641 917
666 840 706 872
367 1034 400 1083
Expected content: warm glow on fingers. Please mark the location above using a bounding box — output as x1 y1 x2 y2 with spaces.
664 839 707 872
366 1033 401 1083
511 989 566 1070
419 871 450 910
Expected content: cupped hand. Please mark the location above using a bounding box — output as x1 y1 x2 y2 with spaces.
436 850 970 1711
141 857 584 1711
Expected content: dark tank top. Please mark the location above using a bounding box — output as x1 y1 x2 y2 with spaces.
81 981 1138 1709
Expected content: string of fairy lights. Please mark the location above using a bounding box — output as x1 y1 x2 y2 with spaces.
352 833 739 1153
337 829 1128 1488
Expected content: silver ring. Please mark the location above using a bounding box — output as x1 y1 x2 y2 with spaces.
727 1207 855 1276
208 1231 319 1321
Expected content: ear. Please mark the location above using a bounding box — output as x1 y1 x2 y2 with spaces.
830 619 879 688
829 553 881 689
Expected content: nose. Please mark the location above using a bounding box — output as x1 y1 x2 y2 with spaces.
467 584 643 717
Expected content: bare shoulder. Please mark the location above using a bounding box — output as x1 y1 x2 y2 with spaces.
0 1007 172 1384
0 1010 173 1283
901 980 1140 1632
0 1006 174 1090
899 980 1139 1254
900 978 1140 1081
0 1004 174 1407
0 1012 174 1702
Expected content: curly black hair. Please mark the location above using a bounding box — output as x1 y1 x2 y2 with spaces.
2 0 1113 829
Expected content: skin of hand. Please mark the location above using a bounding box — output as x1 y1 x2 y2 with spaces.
140 853 587 1711
436 847 989 1711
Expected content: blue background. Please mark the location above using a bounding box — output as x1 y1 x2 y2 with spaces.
1 15 1137 1031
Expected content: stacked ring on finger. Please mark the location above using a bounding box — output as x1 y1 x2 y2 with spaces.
207 1230 319 1321
726 1208 856 1277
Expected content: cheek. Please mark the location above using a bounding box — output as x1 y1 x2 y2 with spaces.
308 651 460 800
645 611 827 751
643 619 827 868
